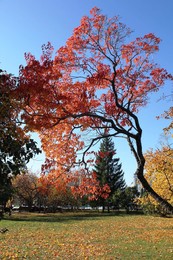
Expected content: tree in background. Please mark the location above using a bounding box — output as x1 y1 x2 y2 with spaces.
0 69 41 208
118 186 140 213
94 137 126 212
137 146 173 215
13 172 39 211
17 8 173 212
38 173 80 212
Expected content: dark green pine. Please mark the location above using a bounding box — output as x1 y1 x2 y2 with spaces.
94 137 126 212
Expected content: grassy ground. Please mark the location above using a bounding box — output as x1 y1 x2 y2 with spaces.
0 212 173 259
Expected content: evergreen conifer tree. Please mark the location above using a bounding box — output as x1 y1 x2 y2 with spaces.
94 137 126 212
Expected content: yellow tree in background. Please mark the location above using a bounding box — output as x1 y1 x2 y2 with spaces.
138 146 173 214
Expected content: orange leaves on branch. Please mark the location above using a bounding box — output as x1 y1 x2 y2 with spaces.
121 33 160 63
97 150 115 160
70 170 111 200
19 7 172 132
38 172 68 196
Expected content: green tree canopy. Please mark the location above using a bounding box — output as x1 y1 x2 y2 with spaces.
0 69 41 207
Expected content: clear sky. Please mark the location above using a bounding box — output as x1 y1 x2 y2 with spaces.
0 0 172 185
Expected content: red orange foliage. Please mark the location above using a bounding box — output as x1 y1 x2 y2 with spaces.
16 8 173 209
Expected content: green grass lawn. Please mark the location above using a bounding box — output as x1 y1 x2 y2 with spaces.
0 212 173 259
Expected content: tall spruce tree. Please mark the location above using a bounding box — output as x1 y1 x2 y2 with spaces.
94 137 126 212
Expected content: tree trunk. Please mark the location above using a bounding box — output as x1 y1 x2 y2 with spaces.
27 201 33 212
128 135 173 214
137 165 173 214
102 201 105 213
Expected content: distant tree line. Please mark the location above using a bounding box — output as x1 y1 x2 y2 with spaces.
1 136 140 215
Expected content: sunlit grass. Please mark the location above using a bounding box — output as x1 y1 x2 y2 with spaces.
0 212 173 259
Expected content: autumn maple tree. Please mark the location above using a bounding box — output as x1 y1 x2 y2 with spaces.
17 7 173 212
38 173 80 211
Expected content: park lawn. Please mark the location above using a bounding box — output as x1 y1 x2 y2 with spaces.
0 212 173 259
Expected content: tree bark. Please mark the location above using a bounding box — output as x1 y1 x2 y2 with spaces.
137 166 173 214
128 135 173 214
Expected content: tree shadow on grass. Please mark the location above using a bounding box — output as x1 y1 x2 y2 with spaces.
4 210 144 223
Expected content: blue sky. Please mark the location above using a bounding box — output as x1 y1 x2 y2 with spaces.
0 0 172 185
